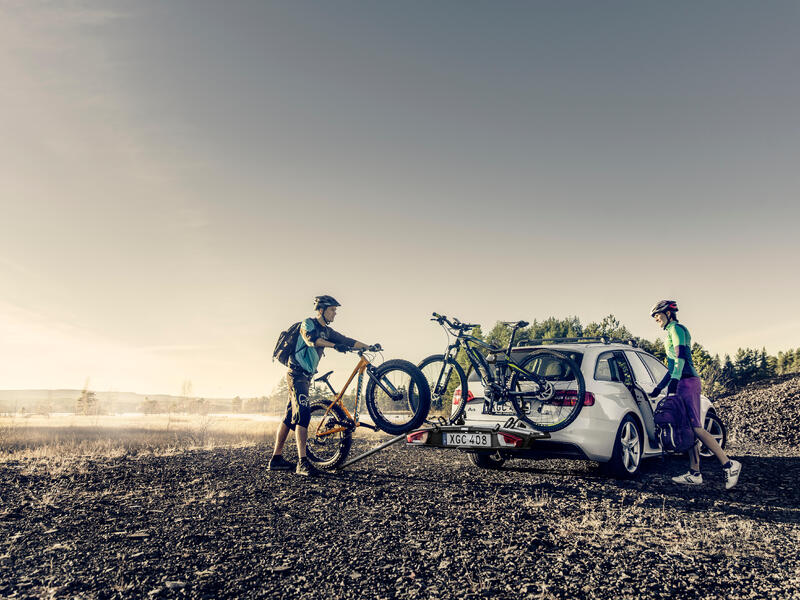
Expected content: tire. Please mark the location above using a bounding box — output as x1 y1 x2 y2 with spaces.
306 399 353 470
699 411 727 459
605 414 644 479
468 451 506 470
508 350 586 432
417 354 469 424
365 359 431 435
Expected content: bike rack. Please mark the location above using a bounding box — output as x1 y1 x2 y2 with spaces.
336 421 549 469
337 426 438 469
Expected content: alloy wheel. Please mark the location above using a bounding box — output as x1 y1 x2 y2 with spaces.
620 421 641 473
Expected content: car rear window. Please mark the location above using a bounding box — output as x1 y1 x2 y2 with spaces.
466 350 584 381
512 350 583 381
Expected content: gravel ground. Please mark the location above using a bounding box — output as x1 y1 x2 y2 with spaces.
2 436 800 600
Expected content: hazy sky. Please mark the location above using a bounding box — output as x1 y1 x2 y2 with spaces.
2 1 799 397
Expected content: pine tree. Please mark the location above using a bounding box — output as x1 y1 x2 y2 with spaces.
721 355 736 392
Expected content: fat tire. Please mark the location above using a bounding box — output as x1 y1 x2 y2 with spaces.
365 359 431 435
306 400 353 470
508 349 586 432
417 354 469 424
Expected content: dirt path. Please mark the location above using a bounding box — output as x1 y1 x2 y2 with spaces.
2 440 799 599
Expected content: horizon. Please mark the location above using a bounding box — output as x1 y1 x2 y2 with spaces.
2 2 799 397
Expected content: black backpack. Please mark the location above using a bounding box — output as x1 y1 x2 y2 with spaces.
653 394 696 453
273 322 301 366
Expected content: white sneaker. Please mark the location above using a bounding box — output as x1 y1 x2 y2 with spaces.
724 460 742 489
672 471 703 485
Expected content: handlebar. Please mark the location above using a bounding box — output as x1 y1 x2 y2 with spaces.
432 313 529 334
431 312 478 333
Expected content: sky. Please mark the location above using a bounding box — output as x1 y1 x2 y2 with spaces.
1 1 799 398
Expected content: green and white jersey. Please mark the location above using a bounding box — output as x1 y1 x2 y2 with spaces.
663 321 699 383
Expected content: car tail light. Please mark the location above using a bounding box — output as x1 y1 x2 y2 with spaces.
551 390 595 406
406 431 429 444
498 432 523 447
452 388 475 406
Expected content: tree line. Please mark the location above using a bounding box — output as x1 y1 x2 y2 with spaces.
475 314 800 398
261 314 800 414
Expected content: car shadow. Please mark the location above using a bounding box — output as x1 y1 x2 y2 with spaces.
504 453 800 525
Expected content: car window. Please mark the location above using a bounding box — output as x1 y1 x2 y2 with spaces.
612 352 634 387
503 350 583 382
595 352 615 381
595 351 633 384
519 354 579 381
625 351 655 386
640 352 668 382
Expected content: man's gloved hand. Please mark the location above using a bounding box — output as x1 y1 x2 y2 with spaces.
667 379 679 395
368 343 382 352
649 385 663 398
334 343 351 353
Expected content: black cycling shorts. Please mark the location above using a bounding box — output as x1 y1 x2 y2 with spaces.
282 369 311 430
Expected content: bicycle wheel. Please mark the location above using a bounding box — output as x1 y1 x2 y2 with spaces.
365 359 431 435
417 354 469 424
306 399 353 469
508 349 586 432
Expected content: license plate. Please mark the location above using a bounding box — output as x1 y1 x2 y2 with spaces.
444 432 492 447
483 401 531 416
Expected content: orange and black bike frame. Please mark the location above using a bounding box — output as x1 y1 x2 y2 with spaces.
312 353 395 438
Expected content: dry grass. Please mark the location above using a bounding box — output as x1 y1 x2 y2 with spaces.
0 412 389 464
0 414 280 461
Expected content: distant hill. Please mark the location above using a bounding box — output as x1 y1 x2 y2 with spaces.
0 389 238 415
714 373 800 448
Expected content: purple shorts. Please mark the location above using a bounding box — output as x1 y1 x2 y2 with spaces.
677 377 702 429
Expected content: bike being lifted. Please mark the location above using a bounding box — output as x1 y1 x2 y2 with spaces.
418 313 586 432
305 345 431 469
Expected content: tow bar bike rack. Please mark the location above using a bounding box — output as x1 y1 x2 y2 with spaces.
337 418 549 469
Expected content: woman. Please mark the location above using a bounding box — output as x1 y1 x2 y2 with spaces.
650 300 741 489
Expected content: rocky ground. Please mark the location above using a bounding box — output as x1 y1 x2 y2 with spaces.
1 435 799 600
715 374 800 447
2 375 800 599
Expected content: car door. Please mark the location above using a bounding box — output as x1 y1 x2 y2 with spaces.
594 351 635 416
624 350 659 444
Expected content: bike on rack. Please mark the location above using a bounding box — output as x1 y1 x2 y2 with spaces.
418 313 586 432
306 345 431 469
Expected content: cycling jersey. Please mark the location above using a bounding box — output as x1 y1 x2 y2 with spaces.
288 317 356 375
657 321 699 389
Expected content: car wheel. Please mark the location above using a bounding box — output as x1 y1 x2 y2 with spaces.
699 411 727 458
605 415 643 479
468 451 506 469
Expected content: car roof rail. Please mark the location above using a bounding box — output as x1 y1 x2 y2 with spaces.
512 336 638 348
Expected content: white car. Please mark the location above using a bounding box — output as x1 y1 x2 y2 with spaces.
456 339 727 477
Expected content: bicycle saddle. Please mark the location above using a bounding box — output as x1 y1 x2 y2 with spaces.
314 370 334 383
502 320 529 329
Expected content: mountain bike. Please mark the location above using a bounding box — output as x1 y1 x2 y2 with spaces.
305 345 431 469
418 313 586 432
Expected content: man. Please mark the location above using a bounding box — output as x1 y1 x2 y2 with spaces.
649 300 741 489
269 295 374 476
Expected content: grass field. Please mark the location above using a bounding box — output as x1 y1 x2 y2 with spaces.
0 414 283 460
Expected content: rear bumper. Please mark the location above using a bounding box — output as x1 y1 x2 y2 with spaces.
405 424 550 451
462 399 619 462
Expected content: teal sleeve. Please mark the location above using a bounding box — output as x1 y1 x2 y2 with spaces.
669 326 687 379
